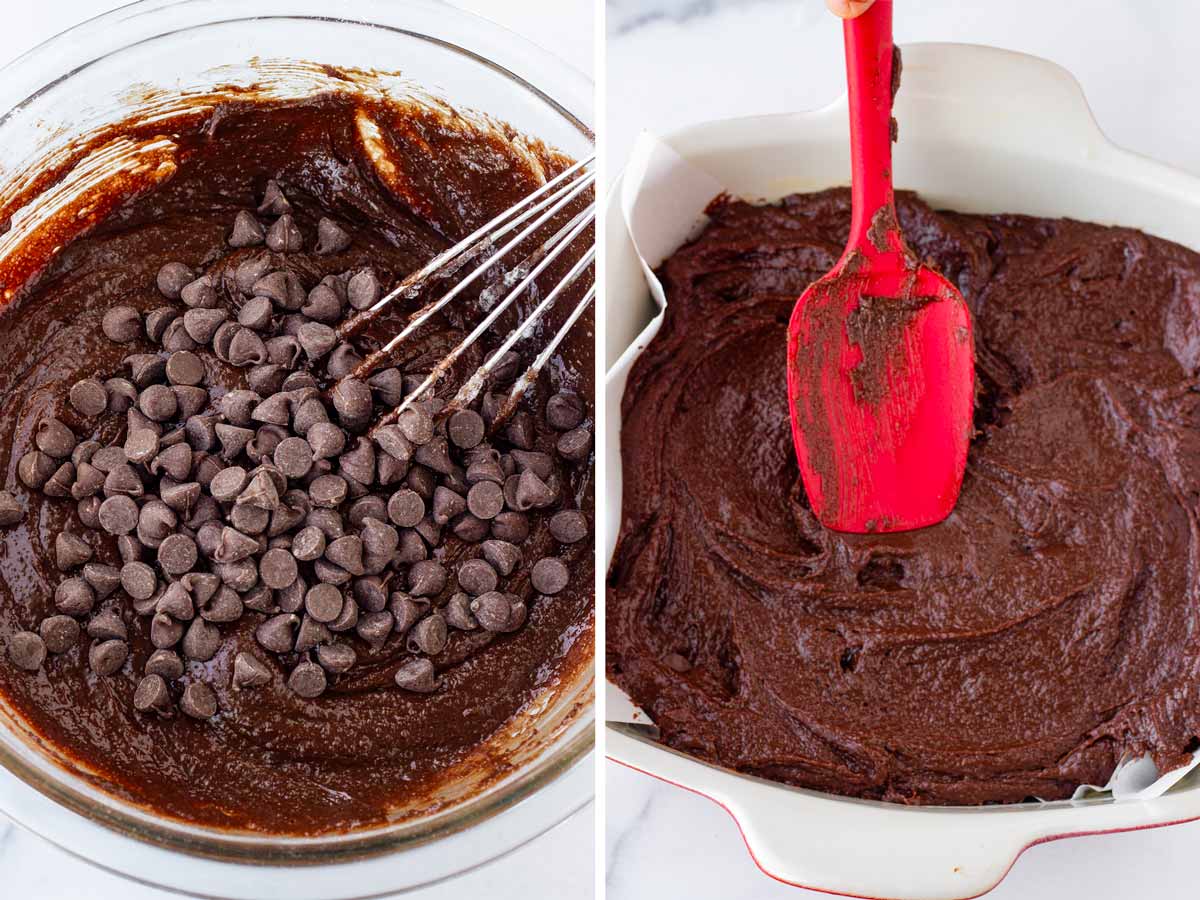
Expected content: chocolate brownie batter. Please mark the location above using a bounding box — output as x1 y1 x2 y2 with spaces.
0 90 593 833
609 188 1200 804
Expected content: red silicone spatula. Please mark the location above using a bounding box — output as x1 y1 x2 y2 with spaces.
786 0 974 534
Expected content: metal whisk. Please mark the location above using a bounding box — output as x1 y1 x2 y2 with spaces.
337 153 596 431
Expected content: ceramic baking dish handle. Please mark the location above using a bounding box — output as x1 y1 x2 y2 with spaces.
886 42 1111 158
609 723 1196 900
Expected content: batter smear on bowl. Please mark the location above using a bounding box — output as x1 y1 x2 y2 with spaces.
0 88 593 833
608 188 1200 805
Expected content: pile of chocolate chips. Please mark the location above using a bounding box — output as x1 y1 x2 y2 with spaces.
2 181 591 720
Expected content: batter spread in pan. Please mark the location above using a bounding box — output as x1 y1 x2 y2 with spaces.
609 188 1200 804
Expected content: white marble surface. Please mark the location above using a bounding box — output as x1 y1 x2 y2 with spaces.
605 1 1200 897
0 2 594 899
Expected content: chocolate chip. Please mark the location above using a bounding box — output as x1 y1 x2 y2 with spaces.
133 674 172 714
157 262 194 299
151 614 183 648
35 418 75 459
316 642 356 673
325 535 365 576
233 652 271 689
39 616 80 654
276 600 319 641
157 582 195 621
466 481 505 520
403 612 446 655
229 328 268 367
180 682 217 719
248 393 288 428
256 613 298 653
17 450 52 490
121 429 157 467
307 508 346 540
452 513 489 543
53 576 94 617
87 611 127 642
386 488 425 528
310 474 348 508
339 438 376 485
208 466 247 502
41 462 75 498
265 335 302 369
408 560 447 597
440 593 474 631
79 564 119 601
351 575 388 613
103 306 142 343
217 557 259 592
514 470 556 510
557 427 592 462
367 368 405 408
332 379 372 430
253 271 306 310
181 276 219 309
182 618 220 661
238 295 275 332
375 424 413 465
0 491 21 528
125 353 167 388
266 214 304 252
89 639 128 676
511 449 554 480
457 558 498 596
98 495 139 534
163 350 204 387
393 658 437 693
260 547 298 589
327 344 363 380
288 660 327 698
442 409 482 449
258 179 291 216
305 583 344 623
8 632 46 671
144 649 184 680
137 501 177 550
162 318 200 352
384 594 421 634
54 532 92 571
415 515 442 548
481 539 521 577
470 592 514 632
396 406 434 445
531 557 570 594
229 210 266 247
347 268 381 309
68 379 108 417
199 585 244 623
356 611 393 649
292 526 327 562
181 572 220 606
215 423 254 459
428 486 464 525
229 501 269 535
159 534 198 575
549 509 588 544
183 307 228 344
489 351 522 384
546 392 585 430
314 217 352 255
102 381 133 418
104 462 145 498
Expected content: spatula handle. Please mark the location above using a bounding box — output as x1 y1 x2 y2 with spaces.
843 0 899 255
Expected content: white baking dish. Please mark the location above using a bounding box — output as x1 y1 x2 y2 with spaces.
604 42 1200 900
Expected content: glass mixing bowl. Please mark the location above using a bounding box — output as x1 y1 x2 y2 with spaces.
0 1 594 895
